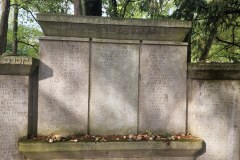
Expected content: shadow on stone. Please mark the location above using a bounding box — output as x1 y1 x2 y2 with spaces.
38 61 53 81
28 67 39 138
195 140 206 159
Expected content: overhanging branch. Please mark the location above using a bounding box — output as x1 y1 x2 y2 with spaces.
216 37 240 47
224 9 240 15
120 0 131 18
18 40 38 51
20 7 39 25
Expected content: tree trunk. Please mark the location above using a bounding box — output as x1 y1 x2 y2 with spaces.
74 0 101 16
74 0 85 15
85 0 102 16
0 0 10 55
199 17 220 62
12 1 18 55
111 0 118 17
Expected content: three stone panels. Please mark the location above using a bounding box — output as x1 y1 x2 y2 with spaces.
38 38 187 135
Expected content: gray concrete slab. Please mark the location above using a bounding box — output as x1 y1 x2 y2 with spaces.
139 45 187 134
90 42 139 135
38 39 89 135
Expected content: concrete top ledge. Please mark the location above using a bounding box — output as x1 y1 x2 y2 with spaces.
188 63 240 80
188 63 240 71
19 140 204 159
37 14 191 41
0 56 39 75
37 14 191 28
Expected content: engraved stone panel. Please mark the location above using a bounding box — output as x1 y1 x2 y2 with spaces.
139 45 187 134
90 42 139 135
38 40 89 135
0 75 28 160
188 80 240 160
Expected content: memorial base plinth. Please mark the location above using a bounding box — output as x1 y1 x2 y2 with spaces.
19 140 204 159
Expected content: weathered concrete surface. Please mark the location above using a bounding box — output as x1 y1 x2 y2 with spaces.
0 75 28 160
90 42 139 135
188 80 240 160
38 39 89 135
19 140 204 159
37 14 191 41
139 44 187 134
188 63 240 80
0 56 39 75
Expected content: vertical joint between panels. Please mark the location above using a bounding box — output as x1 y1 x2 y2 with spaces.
186 53 189 135
88 38 92 135
137 40 143 134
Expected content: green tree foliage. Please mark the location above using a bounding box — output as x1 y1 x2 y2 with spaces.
6 18 42 58
4 0 72 57
2 0 240 62
102 0 240 62
103 0 173 18
25 0 72 14
173 0 240 62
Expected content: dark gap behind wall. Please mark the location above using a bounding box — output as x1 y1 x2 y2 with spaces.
28 67 39 138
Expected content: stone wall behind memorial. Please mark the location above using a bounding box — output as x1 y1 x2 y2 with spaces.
0 76 28 160
188 64 240 160
0 56 38 160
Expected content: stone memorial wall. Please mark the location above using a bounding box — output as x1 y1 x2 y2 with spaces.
37 15 192 136
0 15 240 160
38 37 189 136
